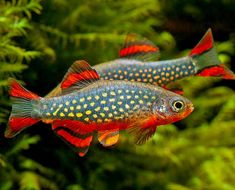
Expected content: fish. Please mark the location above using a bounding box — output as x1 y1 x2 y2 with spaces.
46 28 235 97
5 60 194 157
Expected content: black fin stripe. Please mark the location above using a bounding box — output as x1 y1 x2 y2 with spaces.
54 130 90 151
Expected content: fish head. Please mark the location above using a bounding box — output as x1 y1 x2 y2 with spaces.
152 91 194 125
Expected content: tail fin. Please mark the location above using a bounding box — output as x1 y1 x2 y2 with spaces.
5 79 41 138
190 28 235 79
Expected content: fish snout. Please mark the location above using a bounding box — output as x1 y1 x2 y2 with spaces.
185 101 194 116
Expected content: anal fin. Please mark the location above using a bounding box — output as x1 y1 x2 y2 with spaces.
52 120 95 157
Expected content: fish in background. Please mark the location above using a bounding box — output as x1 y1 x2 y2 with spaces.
46 28 235 97
5 61 194 157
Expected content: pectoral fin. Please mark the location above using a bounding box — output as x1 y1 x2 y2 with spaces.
127 115 157 145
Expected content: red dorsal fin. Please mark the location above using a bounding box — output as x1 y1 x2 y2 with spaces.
119 33 160 61
61 60 100 94
190 28 214 56
52 120 95 157
163 82 184 95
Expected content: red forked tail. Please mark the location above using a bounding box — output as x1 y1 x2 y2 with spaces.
190 28 235 79
5 79 41 138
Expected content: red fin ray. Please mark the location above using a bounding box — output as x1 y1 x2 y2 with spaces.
119 33 160 61
190 28 213 56
5 79 40 138
62 70 99 89
52 120 96 135
9 79 39 99
190 28 235 79
120 45 159 57
61 60 99 94
52 120 95 157
5 117 39 138
56 129 93 148
197 64 235 79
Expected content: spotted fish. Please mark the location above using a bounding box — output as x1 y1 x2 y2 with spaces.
5 61 194 157
46 28 235 97
98 29 235 86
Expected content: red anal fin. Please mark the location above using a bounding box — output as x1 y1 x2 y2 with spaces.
9 79 39 99
119 33 160 61
5 117 39 138
52 120 95 157
197 64 235 79
56 129 93 148
190 28 213 56
61 60 99 94
52 120 96 135
55 129 93 157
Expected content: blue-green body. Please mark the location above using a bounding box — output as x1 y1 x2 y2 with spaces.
39 81 161 123
96 57 197 86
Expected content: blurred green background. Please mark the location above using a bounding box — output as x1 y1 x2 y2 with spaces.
0 0 235 189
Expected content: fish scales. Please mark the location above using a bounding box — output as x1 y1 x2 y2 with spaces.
96 57 196 86
45 29 235 99
39 81 158 125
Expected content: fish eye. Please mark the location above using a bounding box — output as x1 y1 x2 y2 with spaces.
172 100 184 112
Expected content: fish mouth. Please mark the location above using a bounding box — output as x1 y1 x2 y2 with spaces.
184 104 194 117
189 104 194 113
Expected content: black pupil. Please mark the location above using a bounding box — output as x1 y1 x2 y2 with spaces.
175 101 183 109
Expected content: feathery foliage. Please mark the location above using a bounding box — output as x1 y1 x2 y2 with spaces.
0 0 42 124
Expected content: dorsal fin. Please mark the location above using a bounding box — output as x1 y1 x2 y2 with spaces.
190 28 213 56
119 34 160 61
45 83 61 98
61 60 100 94
163 82 184 95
